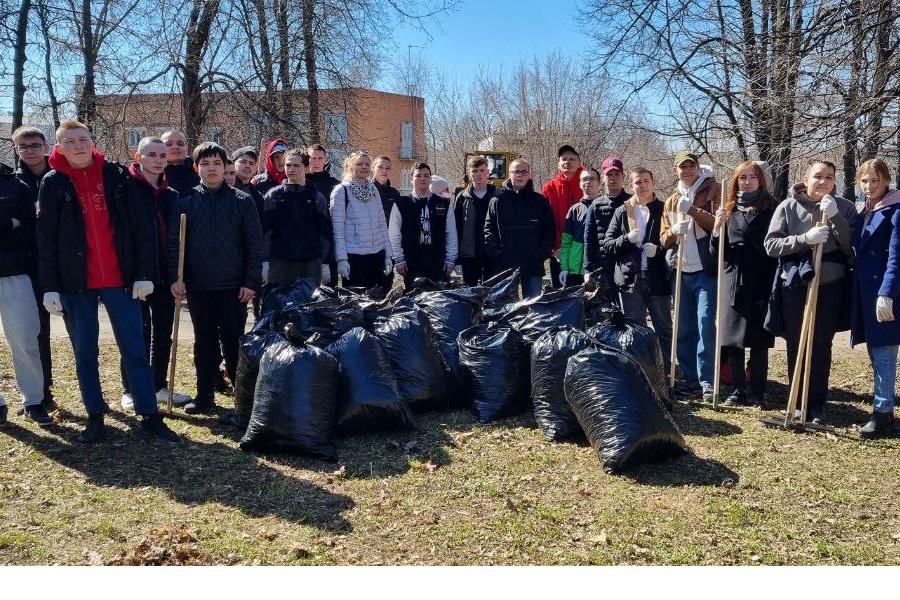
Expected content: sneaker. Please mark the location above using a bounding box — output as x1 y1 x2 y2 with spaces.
120 393 134 411
184 398 216 415
0 404 7 427
701 384 714 402
78 413 106 443
139 413 179 442
673 380 701 397
722 389 746 407
859 411 895 439
23 404 53 427
808 406 826 426
42 397 58 413
156 388 192 407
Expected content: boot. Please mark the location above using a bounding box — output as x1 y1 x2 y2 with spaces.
722 388 747 407
78 413 106 443
859 411 895 439
139 413 179 442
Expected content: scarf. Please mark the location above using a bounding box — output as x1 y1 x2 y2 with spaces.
736 189 760 214
347 179 377 203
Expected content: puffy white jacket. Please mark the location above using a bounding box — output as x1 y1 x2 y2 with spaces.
330 181 391 260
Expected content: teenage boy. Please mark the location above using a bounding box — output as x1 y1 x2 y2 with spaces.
261 148 333 286
12 126 55 411
454 155 497 285
223 158 237 187
120 136 191 411
559 167 603 287
306 143 340 200
37 121 178 442
252 138 289 197
542 145 583 288
660 151 721 400
161 130 199 194
373 155 401 289
389 163 458 288
231 146 264 209
603 167 672 372
0 156 47 427
170 142 263 414
584 156 632 288
484 158 555 298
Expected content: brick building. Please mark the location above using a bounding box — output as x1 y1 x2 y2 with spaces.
93 87 426 188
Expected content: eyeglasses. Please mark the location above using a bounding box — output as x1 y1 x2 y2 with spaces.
16 143 44 152
511 169 530 175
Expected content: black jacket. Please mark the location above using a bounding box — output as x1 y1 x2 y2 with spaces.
0 165 37 277
455 183 496 260
251 172 283 198
603 197 670 296
307 169 340 203
262 183 333 263
14 156 50 201
583 188 631 273
484 180 555 277
374 179 401 222
164 158 200 195
37 161 154 293
169 184 263 291
131 166 178 285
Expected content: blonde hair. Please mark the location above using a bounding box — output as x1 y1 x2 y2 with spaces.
856 158 892 187
55 120 89 140
342 150 372 180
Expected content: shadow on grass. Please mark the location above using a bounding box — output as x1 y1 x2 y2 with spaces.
671 402 744 437
622 451 740 487
757 380 873 429
2 420 355 532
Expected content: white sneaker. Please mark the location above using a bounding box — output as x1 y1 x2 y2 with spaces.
121 393 134 411
156 388 192 407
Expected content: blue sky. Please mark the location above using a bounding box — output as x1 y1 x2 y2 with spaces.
384 0 592 88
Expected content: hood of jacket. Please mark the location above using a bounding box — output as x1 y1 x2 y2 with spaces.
129 161 169 192
501 178 536 194
677 166 714 195
263 138 288 186
48 146 105 180
868 188 900 212
788 182 820 205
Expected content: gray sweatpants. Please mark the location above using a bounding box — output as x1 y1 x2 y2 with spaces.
0 274 45 407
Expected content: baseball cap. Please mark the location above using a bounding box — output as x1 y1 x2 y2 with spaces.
231 146 258 162
557 144 579 158
269 141 289 155
673 151 699 167
601 156 624 174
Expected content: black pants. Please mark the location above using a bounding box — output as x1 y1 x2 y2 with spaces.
31 281 52 401
121 288 175 393
346 251 385 290
549 255 562 288
727 346 768 396
782 280 843 410
186 289 248 402
458 256 493 286
405 247 447 288
564 273 584 287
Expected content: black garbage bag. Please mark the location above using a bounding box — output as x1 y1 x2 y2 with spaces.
588 311 672 409
583 281 617 327
502 287 585 344
564 345 688 473
234 330 286 430
375 309 452 413
240 340 340 460
276 298 365 348
458 324 531 423
326 327 416 436
481 268 521 321
530 327 593 441
260 277 318 315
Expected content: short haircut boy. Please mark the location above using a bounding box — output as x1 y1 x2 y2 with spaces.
307 143 327 154
630 166 655 181
192 142 227 164
56 120 89 139
137 136 165 155
409 162 431 177
284 148 310 167
12 126 47 144
467 155 488 170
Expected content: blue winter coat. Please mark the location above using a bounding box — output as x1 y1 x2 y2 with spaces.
851 189 900 347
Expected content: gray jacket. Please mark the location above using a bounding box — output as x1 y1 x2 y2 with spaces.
329 182 390 261
764 183 857 285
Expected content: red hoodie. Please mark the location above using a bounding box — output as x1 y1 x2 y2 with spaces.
49 146 124 289
542 166 584 251
263 138 288 185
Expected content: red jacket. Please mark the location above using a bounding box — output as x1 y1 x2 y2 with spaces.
542 166 583 251
48 147 124 289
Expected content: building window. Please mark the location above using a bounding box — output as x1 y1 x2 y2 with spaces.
400 121 414 159
206 127 224 145
325 112 348 144
128 127 147 148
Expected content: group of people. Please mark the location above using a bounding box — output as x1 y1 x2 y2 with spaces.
0 122 897 442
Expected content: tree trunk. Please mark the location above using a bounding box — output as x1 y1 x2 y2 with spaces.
36 1 61 129
275 0 293 137
77 0 98 126
302 0 320 143
182 0 221 147
11 0 31 131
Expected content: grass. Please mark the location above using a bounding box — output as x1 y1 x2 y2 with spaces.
0 336 899 565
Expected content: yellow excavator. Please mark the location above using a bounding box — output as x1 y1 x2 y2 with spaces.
458 151 520 193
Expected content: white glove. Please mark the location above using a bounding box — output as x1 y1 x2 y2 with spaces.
626 229 642 244
337 259 350 280
670 219 691 236
454 264 463 276
876 296 894 322
383 257 393 276
43 292 63 316
642 243 657 258
799 225 829 246
559 270 568 286
583 271 592 283
261 261 270 284
820 194 838 218
132 280 154 301
320 264 331 285
677 194 693 214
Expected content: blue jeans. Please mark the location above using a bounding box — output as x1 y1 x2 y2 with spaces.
676 271 716 387
867 345 898 413
60 288 158 416
619 271 673 373
522 275 543 299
